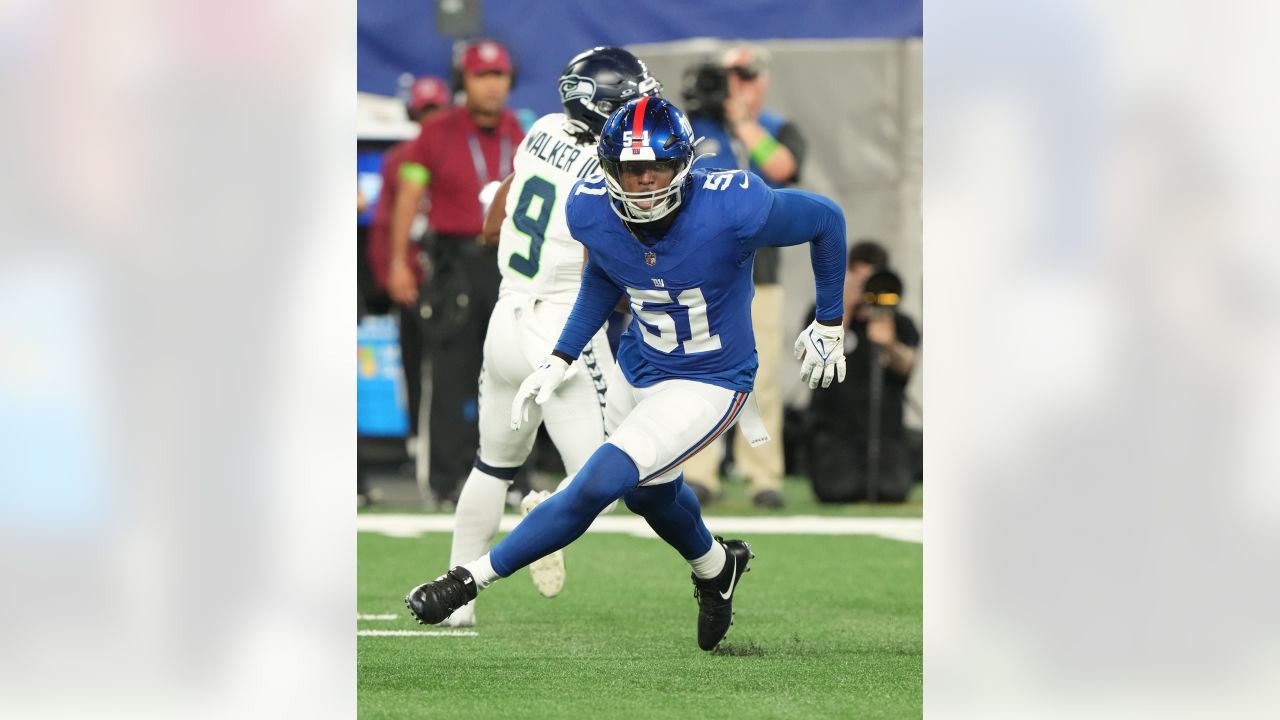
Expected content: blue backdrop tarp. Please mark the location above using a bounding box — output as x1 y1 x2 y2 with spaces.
358 0 922 116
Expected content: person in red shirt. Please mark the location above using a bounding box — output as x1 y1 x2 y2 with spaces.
387 39 525 504
371 75 451 292
369 75 450 444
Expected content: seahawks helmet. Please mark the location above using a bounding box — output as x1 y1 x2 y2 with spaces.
559 46 662 144
597 97 696 223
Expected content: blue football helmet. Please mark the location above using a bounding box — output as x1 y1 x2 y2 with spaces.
597 97 696 223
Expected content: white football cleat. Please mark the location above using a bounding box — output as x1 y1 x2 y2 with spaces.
520 490 566 598
437 599 476 628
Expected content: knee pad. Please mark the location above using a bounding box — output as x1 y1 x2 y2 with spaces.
623 475 682 515
563 444 639 514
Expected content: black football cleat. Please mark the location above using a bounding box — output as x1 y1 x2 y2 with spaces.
405 567 478 625
692 537 753 651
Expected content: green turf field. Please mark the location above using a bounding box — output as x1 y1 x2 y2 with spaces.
358 528 922 719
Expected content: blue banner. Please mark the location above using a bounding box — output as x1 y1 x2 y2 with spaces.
359 0 922 116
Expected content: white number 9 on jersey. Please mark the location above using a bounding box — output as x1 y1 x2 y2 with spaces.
627 287 722 354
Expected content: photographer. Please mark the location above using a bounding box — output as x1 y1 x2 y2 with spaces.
683 45 805 186
804 241 920 504
679 45 806 509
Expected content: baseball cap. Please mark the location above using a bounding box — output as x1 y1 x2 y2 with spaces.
409 75 450 112
461 40 513 75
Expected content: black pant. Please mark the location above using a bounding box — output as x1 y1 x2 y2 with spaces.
808 431 913 504
420 239 500 500
397 300 423 437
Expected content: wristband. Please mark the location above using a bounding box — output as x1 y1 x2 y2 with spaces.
399 162 429 185
749 135 780 167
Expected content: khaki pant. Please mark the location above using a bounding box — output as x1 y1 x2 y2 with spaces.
682 284 784 496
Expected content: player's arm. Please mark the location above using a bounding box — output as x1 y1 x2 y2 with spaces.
388 160 429 303
551 254 624 363
745 188 845 322
481 174 514 247
582 245 629 313
744 188 849 387
510 254 623 429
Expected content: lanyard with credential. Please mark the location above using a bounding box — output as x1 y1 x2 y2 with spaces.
465 131 512 186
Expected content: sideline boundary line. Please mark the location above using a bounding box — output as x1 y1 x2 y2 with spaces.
358 629 478 638
358 513 922 544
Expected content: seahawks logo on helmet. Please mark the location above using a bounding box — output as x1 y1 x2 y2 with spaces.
559 75 597 104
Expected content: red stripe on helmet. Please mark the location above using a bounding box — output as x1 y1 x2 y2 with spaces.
630 95 651 150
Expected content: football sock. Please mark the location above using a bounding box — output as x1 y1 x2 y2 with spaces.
489 443 639 576
461 554 499 590
449 466 513 569
623 474 717 565
689 541 727 580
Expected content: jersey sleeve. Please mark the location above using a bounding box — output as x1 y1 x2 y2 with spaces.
742 188 847 323
552 253 623 360
730 171 775 240
564 177 609 252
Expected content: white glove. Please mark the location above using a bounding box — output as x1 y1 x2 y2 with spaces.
794 320 847 389
478 180 502 218
510 355 571 430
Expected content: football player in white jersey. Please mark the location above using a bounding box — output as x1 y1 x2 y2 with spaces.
440 47 662 627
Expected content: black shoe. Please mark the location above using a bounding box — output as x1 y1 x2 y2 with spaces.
752 489 785 510
405 567 478 625
688 481 713 506
692 537 753 651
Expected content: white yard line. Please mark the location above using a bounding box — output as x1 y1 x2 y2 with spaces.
357 613 399 621
358 513 922 544
358 629 478 638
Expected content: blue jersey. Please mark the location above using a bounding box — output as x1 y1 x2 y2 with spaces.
557 167 845 394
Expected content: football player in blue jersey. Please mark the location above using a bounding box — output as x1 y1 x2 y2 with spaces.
407 97 847 651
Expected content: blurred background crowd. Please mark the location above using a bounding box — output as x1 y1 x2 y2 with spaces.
356 0 922 511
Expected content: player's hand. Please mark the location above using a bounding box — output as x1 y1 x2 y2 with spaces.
510 355 571 430
388 261 418 305
794 320 846 389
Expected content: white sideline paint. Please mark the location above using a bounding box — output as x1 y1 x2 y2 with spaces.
358 629 478 638
357 513 922 544
357 613 398 621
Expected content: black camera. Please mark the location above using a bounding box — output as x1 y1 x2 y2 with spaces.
681 63 729 120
